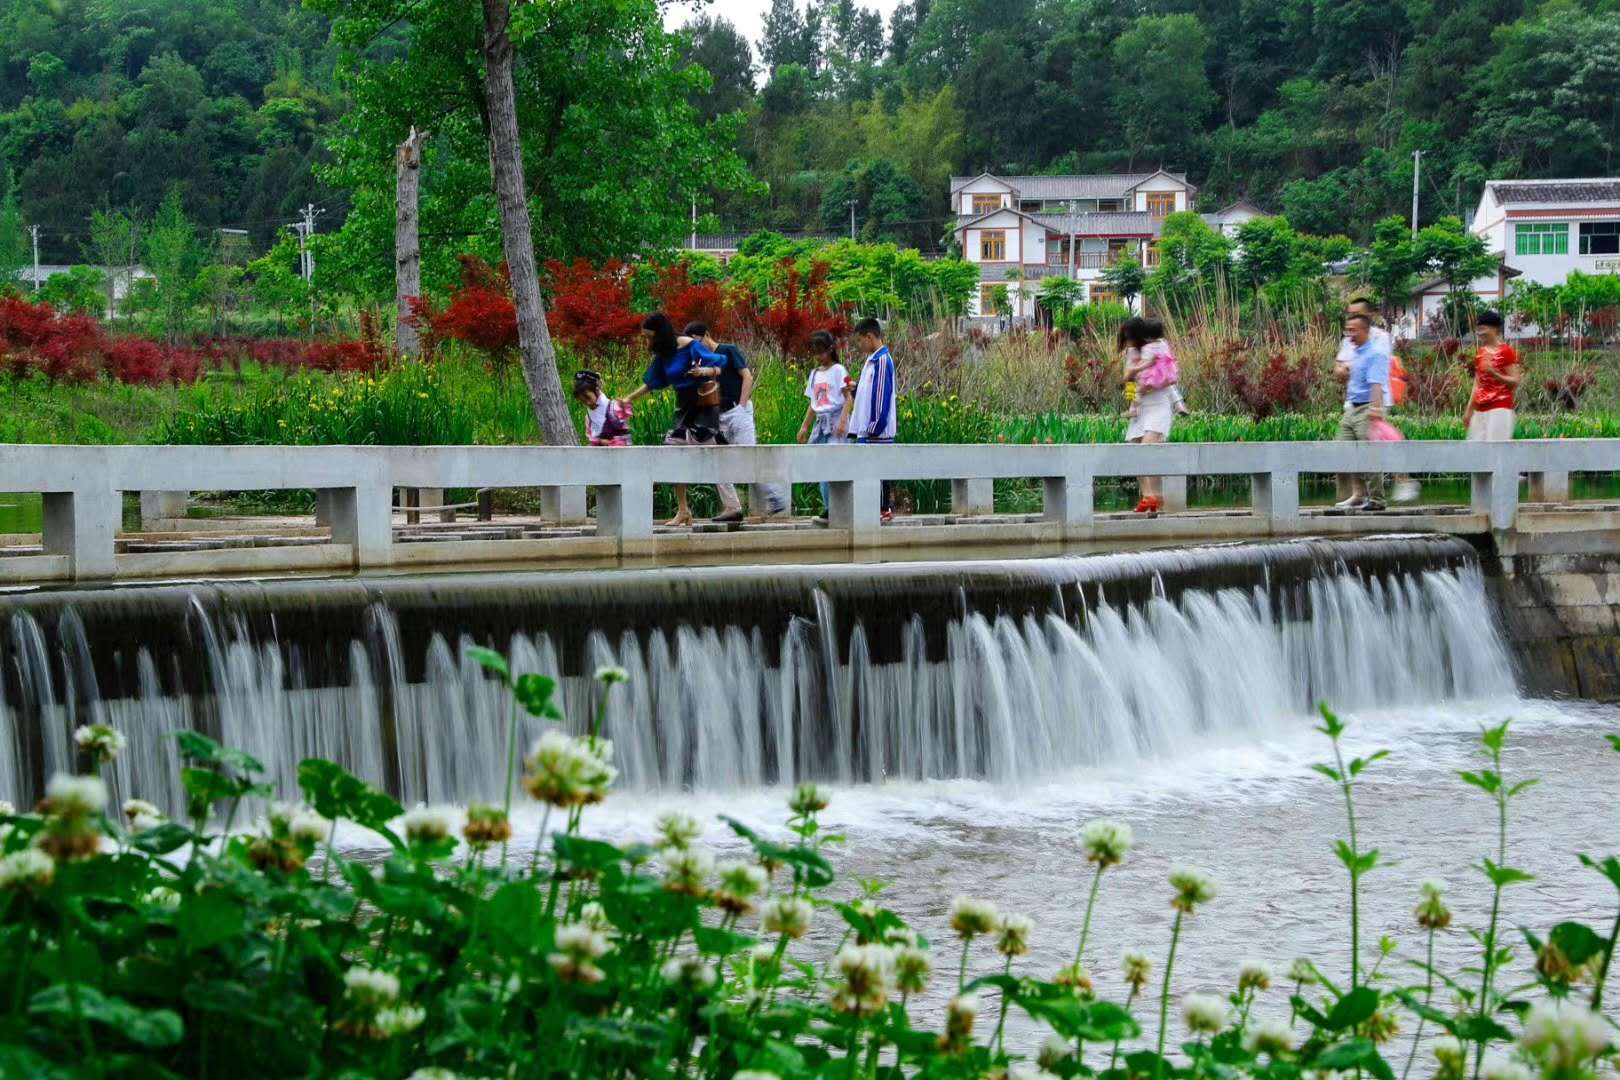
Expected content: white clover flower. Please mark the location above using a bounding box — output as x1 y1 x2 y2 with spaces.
1038 1033 1073 1069
762 895 814 939
1122 950 1153 992
714 859 769 914
1053 962 1094 995
733 1072 781 1080
0 848 54 891
882 924 918 947
661 845 715 896
944 992 979 1043
1237 960 1272 992
45 773 107 817
122 799 161 822
829 944 894 1016
554 922 611 960
374 1003 426 1037
996 913 1034 957
1168 866 1216 913
144 885 182 910
594 665 630 685
74 723 126 762
948 895 999 939
788 781 829 816
1008 1065 1060 1080
288 808 330 846
578 901 612 933
1287 958 1317 985
407 1070 460 1080
523 731 617 808
400 804 457 845
895 946 932 995
750 942 779 966
1520 1000 1610 1066
654 811 701 850
1479 1054 1532 1080
1181 991 1230 1035
1079 819 1133 867
1244 1020 1294 1056
267 802 299 830
0 800 14 817
343 966 401 1007
661 956 717 991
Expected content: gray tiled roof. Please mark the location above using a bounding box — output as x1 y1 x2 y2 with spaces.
1487 179 1620 205
1031 211 1163 237
950 172 1192 199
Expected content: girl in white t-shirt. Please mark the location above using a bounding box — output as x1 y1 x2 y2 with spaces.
797 330 854 512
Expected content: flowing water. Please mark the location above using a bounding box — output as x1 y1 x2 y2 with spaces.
3 535 1617 1050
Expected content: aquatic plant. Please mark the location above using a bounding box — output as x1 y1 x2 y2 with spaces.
0 661 1616 1078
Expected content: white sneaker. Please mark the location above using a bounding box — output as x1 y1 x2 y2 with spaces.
1335 494 1369 511
1392 480 1420 504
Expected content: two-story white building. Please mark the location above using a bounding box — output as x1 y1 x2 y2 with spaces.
1410 178 1620 330
951 170 1239 318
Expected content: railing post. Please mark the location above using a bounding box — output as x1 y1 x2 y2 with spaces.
1527 471 1570 503
1471 468 1518 530
1251 468 1299 527
541 486 588 524
138 491 187 528
951 478 994 517
1042 472 1093 529
322 462 393 568
42 488 119 580
827 479 882 546
1159 475 1188 513
596 478 653 548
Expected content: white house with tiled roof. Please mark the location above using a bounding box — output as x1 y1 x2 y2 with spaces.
950 170 1200 317
1408 178 1620 331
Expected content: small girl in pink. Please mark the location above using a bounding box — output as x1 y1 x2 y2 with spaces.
574 370 633 446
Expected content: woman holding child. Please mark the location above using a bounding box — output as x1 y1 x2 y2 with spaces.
1119 316 1182 514
621 312 728 526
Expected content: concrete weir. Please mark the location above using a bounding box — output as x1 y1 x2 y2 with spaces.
2 439 1619 582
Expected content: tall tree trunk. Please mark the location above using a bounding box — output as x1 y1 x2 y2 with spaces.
395 126 425 358
480 0 578 445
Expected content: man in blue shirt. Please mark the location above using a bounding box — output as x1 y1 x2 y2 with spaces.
1335 313 1390 511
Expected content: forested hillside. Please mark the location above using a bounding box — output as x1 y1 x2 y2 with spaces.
0 0 342 262
0 0 1615 283
707 0 1620 248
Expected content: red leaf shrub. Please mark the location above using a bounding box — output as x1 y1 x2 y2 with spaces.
543 258 642 354
735 260 849 357
1544 369 1596 411
1063 352 1118 411
1212 341 1318 420
649 261 731 337
104 338 171 384
0 296 103 382
1398 349 1466 415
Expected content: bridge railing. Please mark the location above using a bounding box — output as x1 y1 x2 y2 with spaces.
3 439 1616 578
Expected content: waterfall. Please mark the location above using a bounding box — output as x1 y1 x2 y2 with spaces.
0 538 1516 810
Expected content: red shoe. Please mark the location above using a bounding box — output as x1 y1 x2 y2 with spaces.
1134 497 1153 513
881 510 894 523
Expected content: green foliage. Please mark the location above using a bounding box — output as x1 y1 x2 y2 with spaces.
36 265 107 316
0 170 24 292
1109 14 1215 168
141 189 207 342
1101 257 1145 306
1350 217 1421 317
1146 212 1233 313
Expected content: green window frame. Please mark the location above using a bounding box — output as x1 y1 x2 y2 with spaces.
1514 222 1568 256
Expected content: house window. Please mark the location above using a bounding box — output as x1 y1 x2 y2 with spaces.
979 284 999 312
971 194 1002 215
1579 221 1620 255
1088 286 1118 306
979 230 1007 261
1020 200 1042 213
1098 199 1124 212
1143 241 1161 267
1146 192 1176 217
1515 222 1568 256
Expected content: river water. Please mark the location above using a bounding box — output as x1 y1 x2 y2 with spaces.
568 695 1620 1048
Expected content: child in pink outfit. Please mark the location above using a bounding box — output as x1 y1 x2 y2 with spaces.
574 370 633 446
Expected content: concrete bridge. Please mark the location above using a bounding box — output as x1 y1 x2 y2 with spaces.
1 440 1617 583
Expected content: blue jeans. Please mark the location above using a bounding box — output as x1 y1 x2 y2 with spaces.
809 418 844 511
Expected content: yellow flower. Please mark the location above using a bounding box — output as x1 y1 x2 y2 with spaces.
417 392 429 400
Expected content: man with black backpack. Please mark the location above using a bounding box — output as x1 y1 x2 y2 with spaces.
686 322 790 522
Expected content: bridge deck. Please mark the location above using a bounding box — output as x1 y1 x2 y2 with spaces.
2 440 1617 582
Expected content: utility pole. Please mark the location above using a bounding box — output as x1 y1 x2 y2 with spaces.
292 203 324 322
27 224 39 291
1411 150 1423 235
847 198 857 241
689 196 697 250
